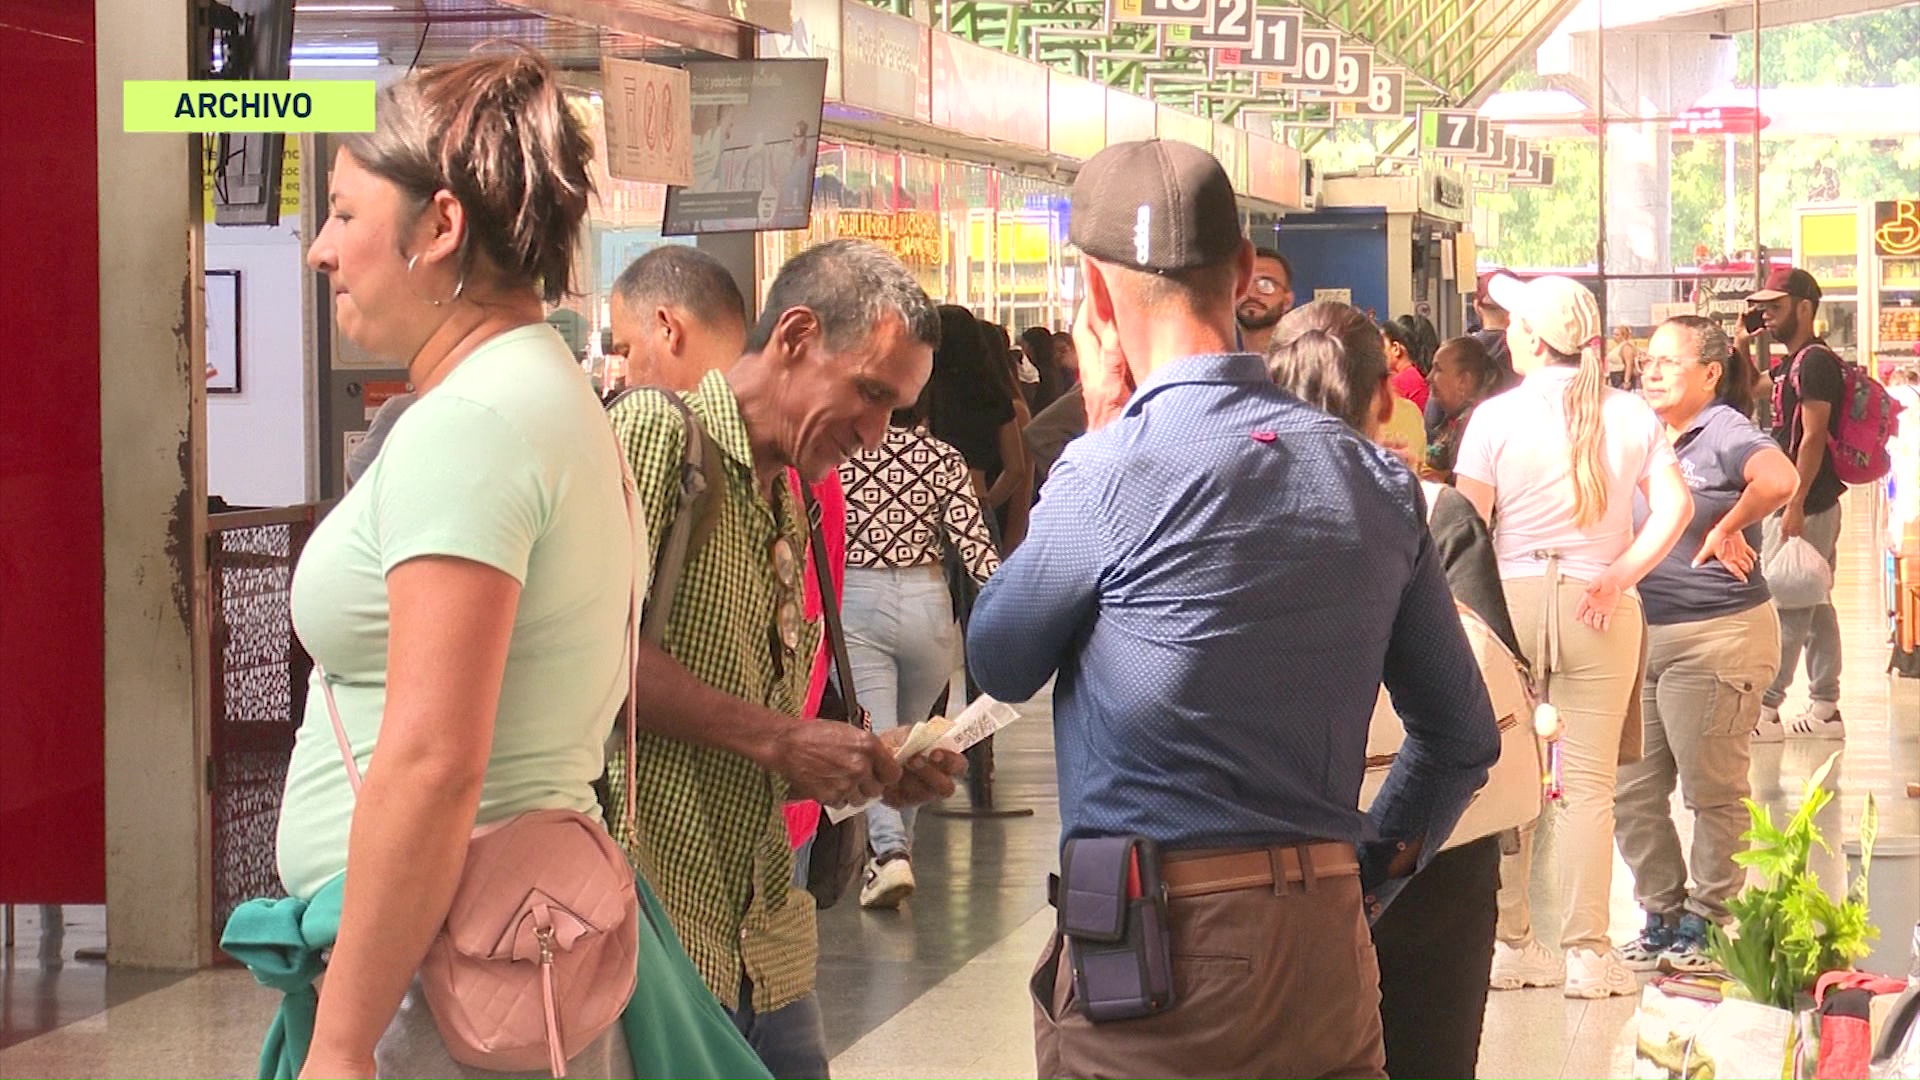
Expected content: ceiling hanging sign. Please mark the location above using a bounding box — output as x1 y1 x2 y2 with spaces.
1510 153 1554 187
1321 44 1373 103
841 0 929 121
931 34 1049 148
762 0 843 99
1180 0 1257 49
1351 67 1405 118
601 57 694 187
1670 104 1770 137
1418 107 1477 156
1290 30 1341 90
1115 0 1209 26
1219 8 1302 71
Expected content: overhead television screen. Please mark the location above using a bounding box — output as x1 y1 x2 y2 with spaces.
663 59 829 236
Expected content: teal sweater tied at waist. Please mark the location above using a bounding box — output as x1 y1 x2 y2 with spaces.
221 872 770 1080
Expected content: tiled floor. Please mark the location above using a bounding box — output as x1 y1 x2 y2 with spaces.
1 489 1914 1079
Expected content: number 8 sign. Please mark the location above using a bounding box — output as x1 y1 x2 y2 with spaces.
1353 69 1405 117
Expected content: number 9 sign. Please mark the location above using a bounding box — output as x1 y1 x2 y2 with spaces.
1323 45 1373 102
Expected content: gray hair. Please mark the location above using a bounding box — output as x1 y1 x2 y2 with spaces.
1664 314 1730 368
747 239 941 355
613 246 745 330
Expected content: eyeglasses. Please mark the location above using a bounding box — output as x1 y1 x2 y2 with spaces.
1251 276 1286 297
1643 354 1717 374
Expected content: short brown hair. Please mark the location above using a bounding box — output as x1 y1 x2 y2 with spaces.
342 46 593 303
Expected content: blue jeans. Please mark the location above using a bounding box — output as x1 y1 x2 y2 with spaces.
843 565 961 859
725 978 830 1079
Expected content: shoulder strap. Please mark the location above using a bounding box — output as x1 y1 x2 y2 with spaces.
801 486 864 728
624 387 723 647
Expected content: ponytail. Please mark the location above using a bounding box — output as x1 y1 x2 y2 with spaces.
1564 338 1609 528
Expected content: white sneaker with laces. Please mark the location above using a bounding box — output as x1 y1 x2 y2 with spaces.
1490 938 1565 990
859 855 916 910
1753 705 1784 744
1786 706 1845 741
1565 947 1640 999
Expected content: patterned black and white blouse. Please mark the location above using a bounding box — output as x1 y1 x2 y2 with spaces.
838 424 1000 587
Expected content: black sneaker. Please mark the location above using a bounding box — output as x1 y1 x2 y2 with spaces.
1620 912 1675 972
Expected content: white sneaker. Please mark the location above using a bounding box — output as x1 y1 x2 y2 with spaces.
1753 706 1785 744
1490 938 1565 990
859 855 915 910
1565 947 1640 999
1787 707 1846 740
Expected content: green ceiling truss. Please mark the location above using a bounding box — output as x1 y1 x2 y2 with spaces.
879 0 1578 142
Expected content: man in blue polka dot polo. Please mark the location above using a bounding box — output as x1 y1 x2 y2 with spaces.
968 138 1500 1079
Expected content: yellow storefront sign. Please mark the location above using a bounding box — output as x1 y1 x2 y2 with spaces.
201 137 302 221
1799 210 1857 258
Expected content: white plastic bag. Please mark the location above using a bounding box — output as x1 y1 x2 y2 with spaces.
1766 535 1835 610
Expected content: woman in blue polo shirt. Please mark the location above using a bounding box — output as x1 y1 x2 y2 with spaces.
1613 315 1798 973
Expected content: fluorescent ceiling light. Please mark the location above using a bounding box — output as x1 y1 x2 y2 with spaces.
292 42 381 55
290 57 381 67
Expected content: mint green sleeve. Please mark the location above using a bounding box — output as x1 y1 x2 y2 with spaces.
369 394 552 583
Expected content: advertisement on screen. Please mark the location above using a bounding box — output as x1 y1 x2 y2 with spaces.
663 59 829 235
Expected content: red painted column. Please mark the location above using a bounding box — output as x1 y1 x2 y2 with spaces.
0 1 106 903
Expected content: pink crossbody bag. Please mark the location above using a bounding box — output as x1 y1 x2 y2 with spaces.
315 448 648 1078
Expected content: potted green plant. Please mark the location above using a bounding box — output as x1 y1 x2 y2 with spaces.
1708 750 1881 1010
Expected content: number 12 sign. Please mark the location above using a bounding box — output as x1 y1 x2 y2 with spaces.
1181 0 1257 48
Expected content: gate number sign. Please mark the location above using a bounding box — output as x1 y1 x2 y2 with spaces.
1420 107 1478 154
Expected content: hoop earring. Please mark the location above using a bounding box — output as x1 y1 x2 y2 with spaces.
406 254 466 307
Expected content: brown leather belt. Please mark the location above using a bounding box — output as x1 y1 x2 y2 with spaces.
1160 842 1360 899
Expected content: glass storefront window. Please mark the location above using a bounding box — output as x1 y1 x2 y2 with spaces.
758 141 1077 333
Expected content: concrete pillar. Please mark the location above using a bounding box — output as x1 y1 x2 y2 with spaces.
1592 32 1732 327
97 0 213 967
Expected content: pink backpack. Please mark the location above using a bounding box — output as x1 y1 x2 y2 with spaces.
1784 342 1905 486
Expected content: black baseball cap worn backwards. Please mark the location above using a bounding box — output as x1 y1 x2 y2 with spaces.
1070 139 1243 273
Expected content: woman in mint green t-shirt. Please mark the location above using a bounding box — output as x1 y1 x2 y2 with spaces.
275 51 640 1079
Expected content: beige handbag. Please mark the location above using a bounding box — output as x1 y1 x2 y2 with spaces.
315 454 647 1078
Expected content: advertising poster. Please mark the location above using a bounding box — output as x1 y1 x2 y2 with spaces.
664 59 830 235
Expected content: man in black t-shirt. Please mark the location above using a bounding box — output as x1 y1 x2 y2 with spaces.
1750 267 1847 742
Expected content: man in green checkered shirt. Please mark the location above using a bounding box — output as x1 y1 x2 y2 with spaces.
608 239 963 1078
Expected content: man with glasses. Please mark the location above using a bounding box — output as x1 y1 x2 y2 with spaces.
1236 246 1294 355
969 140 1497 1078
607 239 965 1078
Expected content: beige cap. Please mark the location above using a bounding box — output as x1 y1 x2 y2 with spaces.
1487 274 1601 357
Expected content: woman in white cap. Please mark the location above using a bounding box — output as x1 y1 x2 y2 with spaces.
1453 274 1693 999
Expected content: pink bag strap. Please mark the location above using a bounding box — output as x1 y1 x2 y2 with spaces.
316 442 645 844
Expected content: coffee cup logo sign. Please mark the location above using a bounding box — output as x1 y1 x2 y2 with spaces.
1875 200 1920 259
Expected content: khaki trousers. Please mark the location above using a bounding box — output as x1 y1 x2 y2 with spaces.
1496 576 1646 953
1615 603 1780 923
1033 873 1386 1079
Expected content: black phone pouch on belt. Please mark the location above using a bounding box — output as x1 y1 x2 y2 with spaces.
1053 836 1175 1023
